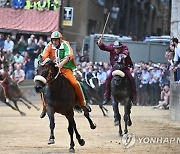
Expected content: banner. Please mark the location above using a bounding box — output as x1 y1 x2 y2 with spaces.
0 8 59 33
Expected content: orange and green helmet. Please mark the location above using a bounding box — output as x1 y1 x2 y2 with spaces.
51 31 63 39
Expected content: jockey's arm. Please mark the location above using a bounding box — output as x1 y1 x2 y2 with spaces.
55 56 70 69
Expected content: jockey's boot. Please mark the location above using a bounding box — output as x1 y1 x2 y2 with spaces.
103 98 111 105
82 104 91 113
40 110 46 118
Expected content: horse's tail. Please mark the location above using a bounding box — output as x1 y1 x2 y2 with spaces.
74 105 83 113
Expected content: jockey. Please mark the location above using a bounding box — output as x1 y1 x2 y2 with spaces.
97 38 137 105
0 72 10 103
39 31 91 118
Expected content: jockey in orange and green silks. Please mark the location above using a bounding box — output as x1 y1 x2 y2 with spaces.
39 31 90 118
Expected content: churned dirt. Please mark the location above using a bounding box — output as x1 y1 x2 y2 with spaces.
0 101 180 154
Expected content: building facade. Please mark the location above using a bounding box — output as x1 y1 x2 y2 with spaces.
171 0 180 38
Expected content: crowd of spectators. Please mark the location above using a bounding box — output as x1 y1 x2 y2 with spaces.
0 33 47 83
0 0 59 11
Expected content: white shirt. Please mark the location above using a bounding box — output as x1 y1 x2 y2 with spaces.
173 43 180 62
13 69 25 78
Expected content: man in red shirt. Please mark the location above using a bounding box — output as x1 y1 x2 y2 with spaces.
97 38 136 105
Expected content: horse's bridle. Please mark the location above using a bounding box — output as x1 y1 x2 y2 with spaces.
44 64 60 84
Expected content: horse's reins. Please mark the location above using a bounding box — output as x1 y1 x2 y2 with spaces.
46 58 67 83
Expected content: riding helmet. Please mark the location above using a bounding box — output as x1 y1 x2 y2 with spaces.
113 41 123 48
51 31 63 39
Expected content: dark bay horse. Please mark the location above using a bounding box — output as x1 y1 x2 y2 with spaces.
83 77 108 116
34 58 96 153
0 76 39 115
111 58 132 136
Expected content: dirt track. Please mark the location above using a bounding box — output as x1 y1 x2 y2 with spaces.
0 101 180 154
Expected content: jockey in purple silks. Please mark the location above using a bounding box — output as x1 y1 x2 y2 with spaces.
97 38 137 105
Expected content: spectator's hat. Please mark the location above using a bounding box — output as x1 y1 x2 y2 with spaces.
113 41 123 48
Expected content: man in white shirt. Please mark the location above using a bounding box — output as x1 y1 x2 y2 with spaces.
3 35 14 53
172 38 180 81
13 64 25 84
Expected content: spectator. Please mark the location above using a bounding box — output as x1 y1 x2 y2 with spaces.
25 0 35 9
0 0 6 7
34 38 45 70
27 34 38 51
149 64 161 106
0 50 5 65
3 0 11 8
25 57 35 79
139 65 151 105
46 0 59 11
12 0 25 9
171 38 180 81
164 39 175 72
17 35 27 56
0 63 6 74
14 51 24 67
27 34 38 62
133 64 142 105
159 66 170 87
0 33 4 50
35 0 47 11
8 64 14 78
3 35 14 53
152 85 170 109
4 50 15 66
12 64 25 84
97 66 107 100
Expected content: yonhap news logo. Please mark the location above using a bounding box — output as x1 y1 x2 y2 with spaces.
121 133 180 148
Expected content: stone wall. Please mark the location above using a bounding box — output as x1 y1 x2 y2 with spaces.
169 71 180 122
170 83 180 122
171 0 180 38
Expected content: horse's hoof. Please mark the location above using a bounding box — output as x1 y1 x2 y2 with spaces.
40 111 46 118
103 111 109 117
90 123 96 129
127 120 132 126
114 121 119 126
119 133 123 137
48 139 55 144
20 112 26 116
79 139 85 146
69 147 75 153
36 107 40 111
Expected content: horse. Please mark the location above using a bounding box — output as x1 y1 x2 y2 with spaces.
0 76 40 115
111 56 132 136
34 58 96 153
83 76 109 116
